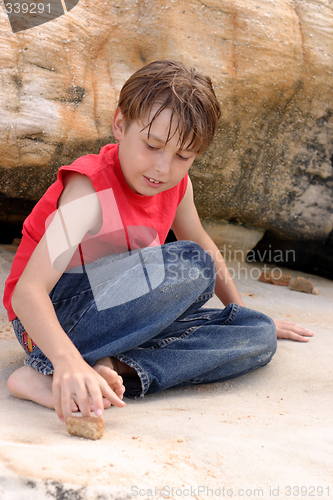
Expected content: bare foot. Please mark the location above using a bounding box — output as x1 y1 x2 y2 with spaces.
7 365 78 411
93 357 126 401
6 364 118 412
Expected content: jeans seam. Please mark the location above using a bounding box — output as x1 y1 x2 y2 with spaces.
147 325 199 349
51 284 93 306
178 313 215 322
115 354 149 397
220 303 238 325
24 358 54 376
194 292 214 303
60 298 96 336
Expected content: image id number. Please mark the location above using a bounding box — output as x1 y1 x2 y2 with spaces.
285 486 330 496
5 3 51 14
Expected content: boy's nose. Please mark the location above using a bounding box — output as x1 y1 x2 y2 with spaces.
155 155 172 175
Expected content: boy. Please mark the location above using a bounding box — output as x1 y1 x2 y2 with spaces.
4 60 313 423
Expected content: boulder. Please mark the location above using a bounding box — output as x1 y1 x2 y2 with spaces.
0 0 333 250
201 220 264 262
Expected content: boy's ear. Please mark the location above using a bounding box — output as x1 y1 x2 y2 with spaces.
112 107 126 141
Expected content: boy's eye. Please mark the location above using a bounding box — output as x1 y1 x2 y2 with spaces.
147 143 158 150
177 154 190 161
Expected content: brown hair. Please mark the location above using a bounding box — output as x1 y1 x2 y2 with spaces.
117 60 221 155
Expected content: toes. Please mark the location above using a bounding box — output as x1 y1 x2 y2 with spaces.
95 364 115 380
96 366 124 386
111 380 125 400
114 378 126 398
113 376 124 389
93 364 126 400
114 388 125 399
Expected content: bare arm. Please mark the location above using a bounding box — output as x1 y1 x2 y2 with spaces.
11 172 125 421
172 178 244 307
172 178 314 342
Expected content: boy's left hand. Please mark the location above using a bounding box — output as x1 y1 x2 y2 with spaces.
274 320 314 342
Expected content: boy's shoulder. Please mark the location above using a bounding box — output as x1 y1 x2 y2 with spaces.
56 143 119 195
62 143 118 176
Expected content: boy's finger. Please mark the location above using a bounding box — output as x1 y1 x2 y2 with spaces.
289 323 314 336
85 380 106 417
61 383 77 422
291 333 310 342
92 370 126 408
281 330 310 342
100 382 126 408
52 382 64 421
72 382 91 418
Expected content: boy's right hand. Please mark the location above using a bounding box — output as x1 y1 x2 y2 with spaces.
52 355 125 423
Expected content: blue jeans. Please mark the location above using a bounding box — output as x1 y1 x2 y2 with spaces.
12 241 277 398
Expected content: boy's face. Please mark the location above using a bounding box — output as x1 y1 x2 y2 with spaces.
113 105 197 196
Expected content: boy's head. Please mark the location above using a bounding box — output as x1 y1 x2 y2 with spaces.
117 60 221 156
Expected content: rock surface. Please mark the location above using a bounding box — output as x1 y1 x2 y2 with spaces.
201 220 264 262
0 0 333 254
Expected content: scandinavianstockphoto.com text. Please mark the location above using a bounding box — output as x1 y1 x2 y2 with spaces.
130 484 330 498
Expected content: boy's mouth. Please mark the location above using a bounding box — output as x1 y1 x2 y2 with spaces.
144 176 163 186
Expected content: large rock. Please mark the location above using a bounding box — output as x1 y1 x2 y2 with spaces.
201 220 264 262
0 0 333 245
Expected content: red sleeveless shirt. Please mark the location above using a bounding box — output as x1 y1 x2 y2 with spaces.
3 143 188 320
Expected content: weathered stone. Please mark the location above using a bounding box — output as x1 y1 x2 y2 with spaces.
201 219 264 261
66 416 104 440
0 0 333 253
289 277 318 294
259 271 292 287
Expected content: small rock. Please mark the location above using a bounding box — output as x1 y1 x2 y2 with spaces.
258 272 272 284
66 416 104 440
289 277 318 294
258 271 292 286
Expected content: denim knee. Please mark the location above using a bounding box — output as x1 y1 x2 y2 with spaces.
164 240 216 287
257 313 277 364
234 305 277 363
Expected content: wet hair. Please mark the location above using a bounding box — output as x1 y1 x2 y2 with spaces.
117 60 221 155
